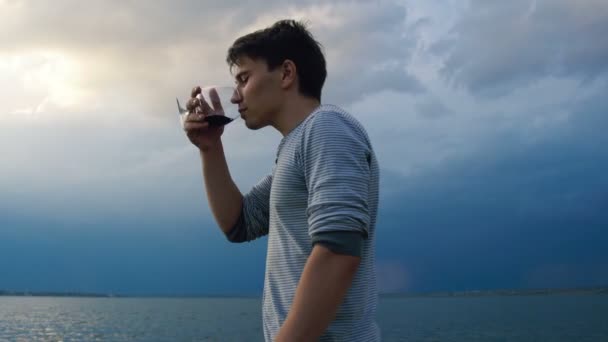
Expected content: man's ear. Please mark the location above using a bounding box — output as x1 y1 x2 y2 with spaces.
280 60 297 89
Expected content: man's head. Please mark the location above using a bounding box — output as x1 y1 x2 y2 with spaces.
226 20 327 130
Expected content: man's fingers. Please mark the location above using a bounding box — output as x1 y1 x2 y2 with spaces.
186 86 220 115
209 88 224 113
187 86 203 112
196 93 213 115
185 94 213 115
191 86 202 98
183 120 209 131
186 97 199 112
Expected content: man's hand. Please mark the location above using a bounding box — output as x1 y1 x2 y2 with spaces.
183 86 225 151
275 244 361 341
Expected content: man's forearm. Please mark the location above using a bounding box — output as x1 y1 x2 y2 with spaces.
275 244 361 342
200 142 243 234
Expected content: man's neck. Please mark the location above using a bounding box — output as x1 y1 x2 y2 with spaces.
273 96 321 137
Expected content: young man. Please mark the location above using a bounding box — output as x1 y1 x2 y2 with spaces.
183 19 380 341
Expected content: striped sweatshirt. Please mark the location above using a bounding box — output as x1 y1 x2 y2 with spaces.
227 104 380 341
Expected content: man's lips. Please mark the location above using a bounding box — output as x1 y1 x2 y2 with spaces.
238 108 248 114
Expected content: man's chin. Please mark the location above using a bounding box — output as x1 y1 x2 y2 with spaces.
244 118 267 130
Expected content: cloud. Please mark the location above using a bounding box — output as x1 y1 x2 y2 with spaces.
414 96 451 119
2 0 608 294
373 88 608 292
432 0 608 96
0 0 421 122
0 0 424 226
220 1 425 104
317 1 425 104
0 115 281 225
4 0 603 225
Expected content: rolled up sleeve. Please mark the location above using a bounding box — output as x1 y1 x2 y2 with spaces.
301 112 371 239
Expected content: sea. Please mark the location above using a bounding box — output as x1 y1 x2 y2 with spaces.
0 294 606 341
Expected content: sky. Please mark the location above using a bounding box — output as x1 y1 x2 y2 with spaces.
1 0 607 296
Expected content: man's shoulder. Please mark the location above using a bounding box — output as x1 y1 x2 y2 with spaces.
303 104 368 137
307 104 354 122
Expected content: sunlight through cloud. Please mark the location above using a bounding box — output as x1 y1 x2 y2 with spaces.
1 50 90 121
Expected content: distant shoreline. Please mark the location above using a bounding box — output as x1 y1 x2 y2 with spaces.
2 286 607 299
381 286 608 298
0 290 118 298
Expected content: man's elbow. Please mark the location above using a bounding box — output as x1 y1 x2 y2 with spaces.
225 225 248 243
224 212 249 243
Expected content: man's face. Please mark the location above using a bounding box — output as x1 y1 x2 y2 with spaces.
231 56 283 130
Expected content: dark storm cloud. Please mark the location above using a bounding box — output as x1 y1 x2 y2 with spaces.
376 89 608 292
432 0 608 96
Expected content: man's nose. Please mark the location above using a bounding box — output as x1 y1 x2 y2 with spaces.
230 89 242 104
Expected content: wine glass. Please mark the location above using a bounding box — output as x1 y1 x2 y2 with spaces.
176 86 241 128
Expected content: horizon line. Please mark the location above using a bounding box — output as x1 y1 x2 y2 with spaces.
2 285 607 299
